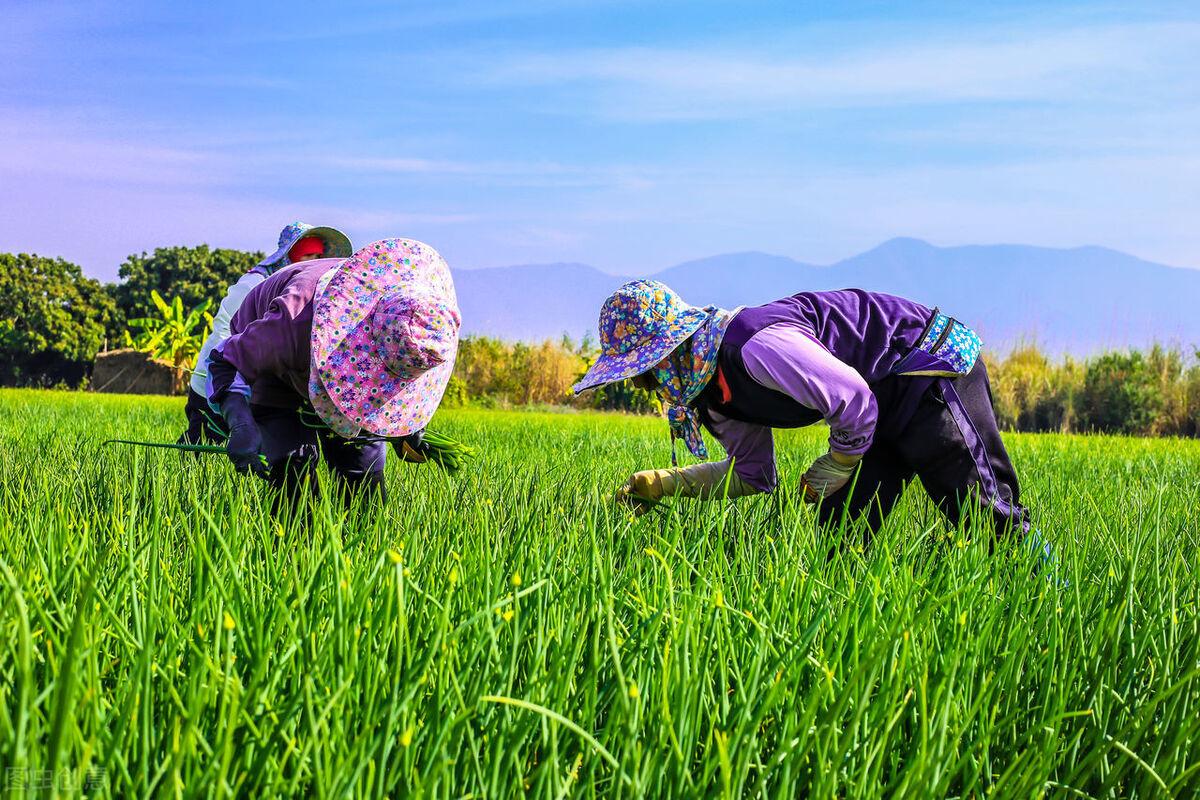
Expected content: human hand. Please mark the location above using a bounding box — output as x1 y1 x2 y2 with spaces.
800 451 860 502
393 430 429 464
220 395 268 477
615 469 673 514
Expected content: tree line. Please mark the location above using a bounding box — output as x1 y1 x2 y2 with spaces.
2 247 1198 436
449 335 1200 437
984 345 1200 437
0 248 262 386
445 335 658 413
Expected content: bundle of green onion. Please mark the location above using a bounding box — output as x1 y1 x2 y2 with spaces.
103 430 476 474
297 408 477 473
415 429 477 472
105 411 476 474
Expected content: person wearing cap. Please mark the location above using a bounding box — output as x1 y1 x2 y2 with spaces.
574 280 1042 547
180 222 354 444
202 238 461 508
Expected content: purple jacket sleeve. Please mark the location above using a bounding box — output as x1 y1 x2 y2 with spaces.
704 409 778 493
218 290 305 386
205 344 252 408
740 323 877 456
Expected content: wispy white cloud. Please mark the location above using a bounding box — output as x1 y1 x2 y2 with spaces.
5 4 1199 276
152 73 298 91
0 111 228 187
539 150 1200 270
218 0 632 47
492 225 589 250
0 103 662 201
322 156 478 175
479 21 1200 120
316 208 479 228
322 154 659 190
0 171 481 280
872 105 1200 156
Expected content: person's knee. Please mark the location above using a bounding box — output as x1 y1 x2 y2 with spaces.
327 443 387 488
266 445 319 487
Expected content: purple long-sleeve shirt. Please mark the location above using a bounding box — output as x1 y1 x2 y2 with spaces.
709 319 877 493
207 258 340 408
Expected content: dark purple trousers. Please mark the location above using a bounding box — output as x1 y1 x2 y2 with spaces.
252 404 388 509
817 360 1030 540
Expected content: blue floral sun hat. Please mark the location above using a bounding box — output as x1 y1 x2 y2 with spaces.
259 221 353 270
573 280 712 393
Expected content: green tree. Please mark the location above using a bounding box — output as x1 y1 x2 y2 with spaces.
1145 344 1190 436
440 375 470 408
1184 350 1200 438
1078 351 1163 435
109 245 263 334
0 253 117 386
455 336 511 399
583 379 660 414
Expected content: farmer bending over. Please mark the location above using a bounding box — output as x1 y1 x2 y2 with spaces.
575 280 1039 545
181 222 353 444
204 239 461 508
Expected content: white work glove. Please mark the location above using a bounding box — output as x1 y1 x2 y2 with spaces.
615 469 674 516
800 451 861 502
617 461 759 514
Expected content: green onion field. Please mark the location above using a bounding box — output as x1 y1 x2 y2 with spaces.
1 388 1198 798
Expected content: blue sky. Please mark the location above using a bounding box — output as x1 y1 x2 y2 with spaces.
2 0 1198 280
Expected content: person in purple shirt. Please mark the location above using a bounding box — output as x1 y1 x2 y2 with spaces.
204 238 462 509
180 221 353 446
574 279 1037 546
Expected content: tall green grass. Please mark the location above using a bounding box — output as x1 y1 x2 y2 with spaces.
0 388 1197 797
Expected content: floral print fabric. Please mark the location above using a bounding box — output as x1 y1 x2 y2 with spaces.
572 278 733 463
652 308 735 463
573 279 713 393
308 239 461 438
891 312 983 377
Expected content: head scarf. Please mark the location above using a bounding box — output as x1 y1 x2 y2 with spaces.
569 279 735 465
651 308 735 465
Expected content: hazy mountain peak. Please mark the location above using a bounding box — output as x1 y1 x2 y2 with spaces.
451 240 1200 354
874 236 936 252
651 250 813 276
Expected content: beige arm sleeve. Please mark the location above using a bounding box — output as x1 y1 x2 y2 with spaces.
657 459 761 499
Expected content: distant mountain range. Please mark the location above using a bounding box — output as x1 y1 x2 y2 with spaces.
451 238 1200 355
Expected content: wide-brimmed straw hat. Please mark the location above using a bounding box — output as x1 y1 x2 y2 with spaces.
573 279 710 393
259 221 353 270
308 239 461 438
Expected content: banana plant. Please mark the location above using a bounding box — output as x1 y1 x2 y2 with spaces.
123 291 214 367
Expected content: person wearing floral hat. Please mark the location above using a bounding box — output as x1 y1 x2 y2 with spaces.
574 280 1039 545
202 238 461 508
180 222 353 444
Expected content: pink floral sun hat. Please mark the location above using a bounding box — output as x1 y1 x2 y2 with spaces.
308 239 461 438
